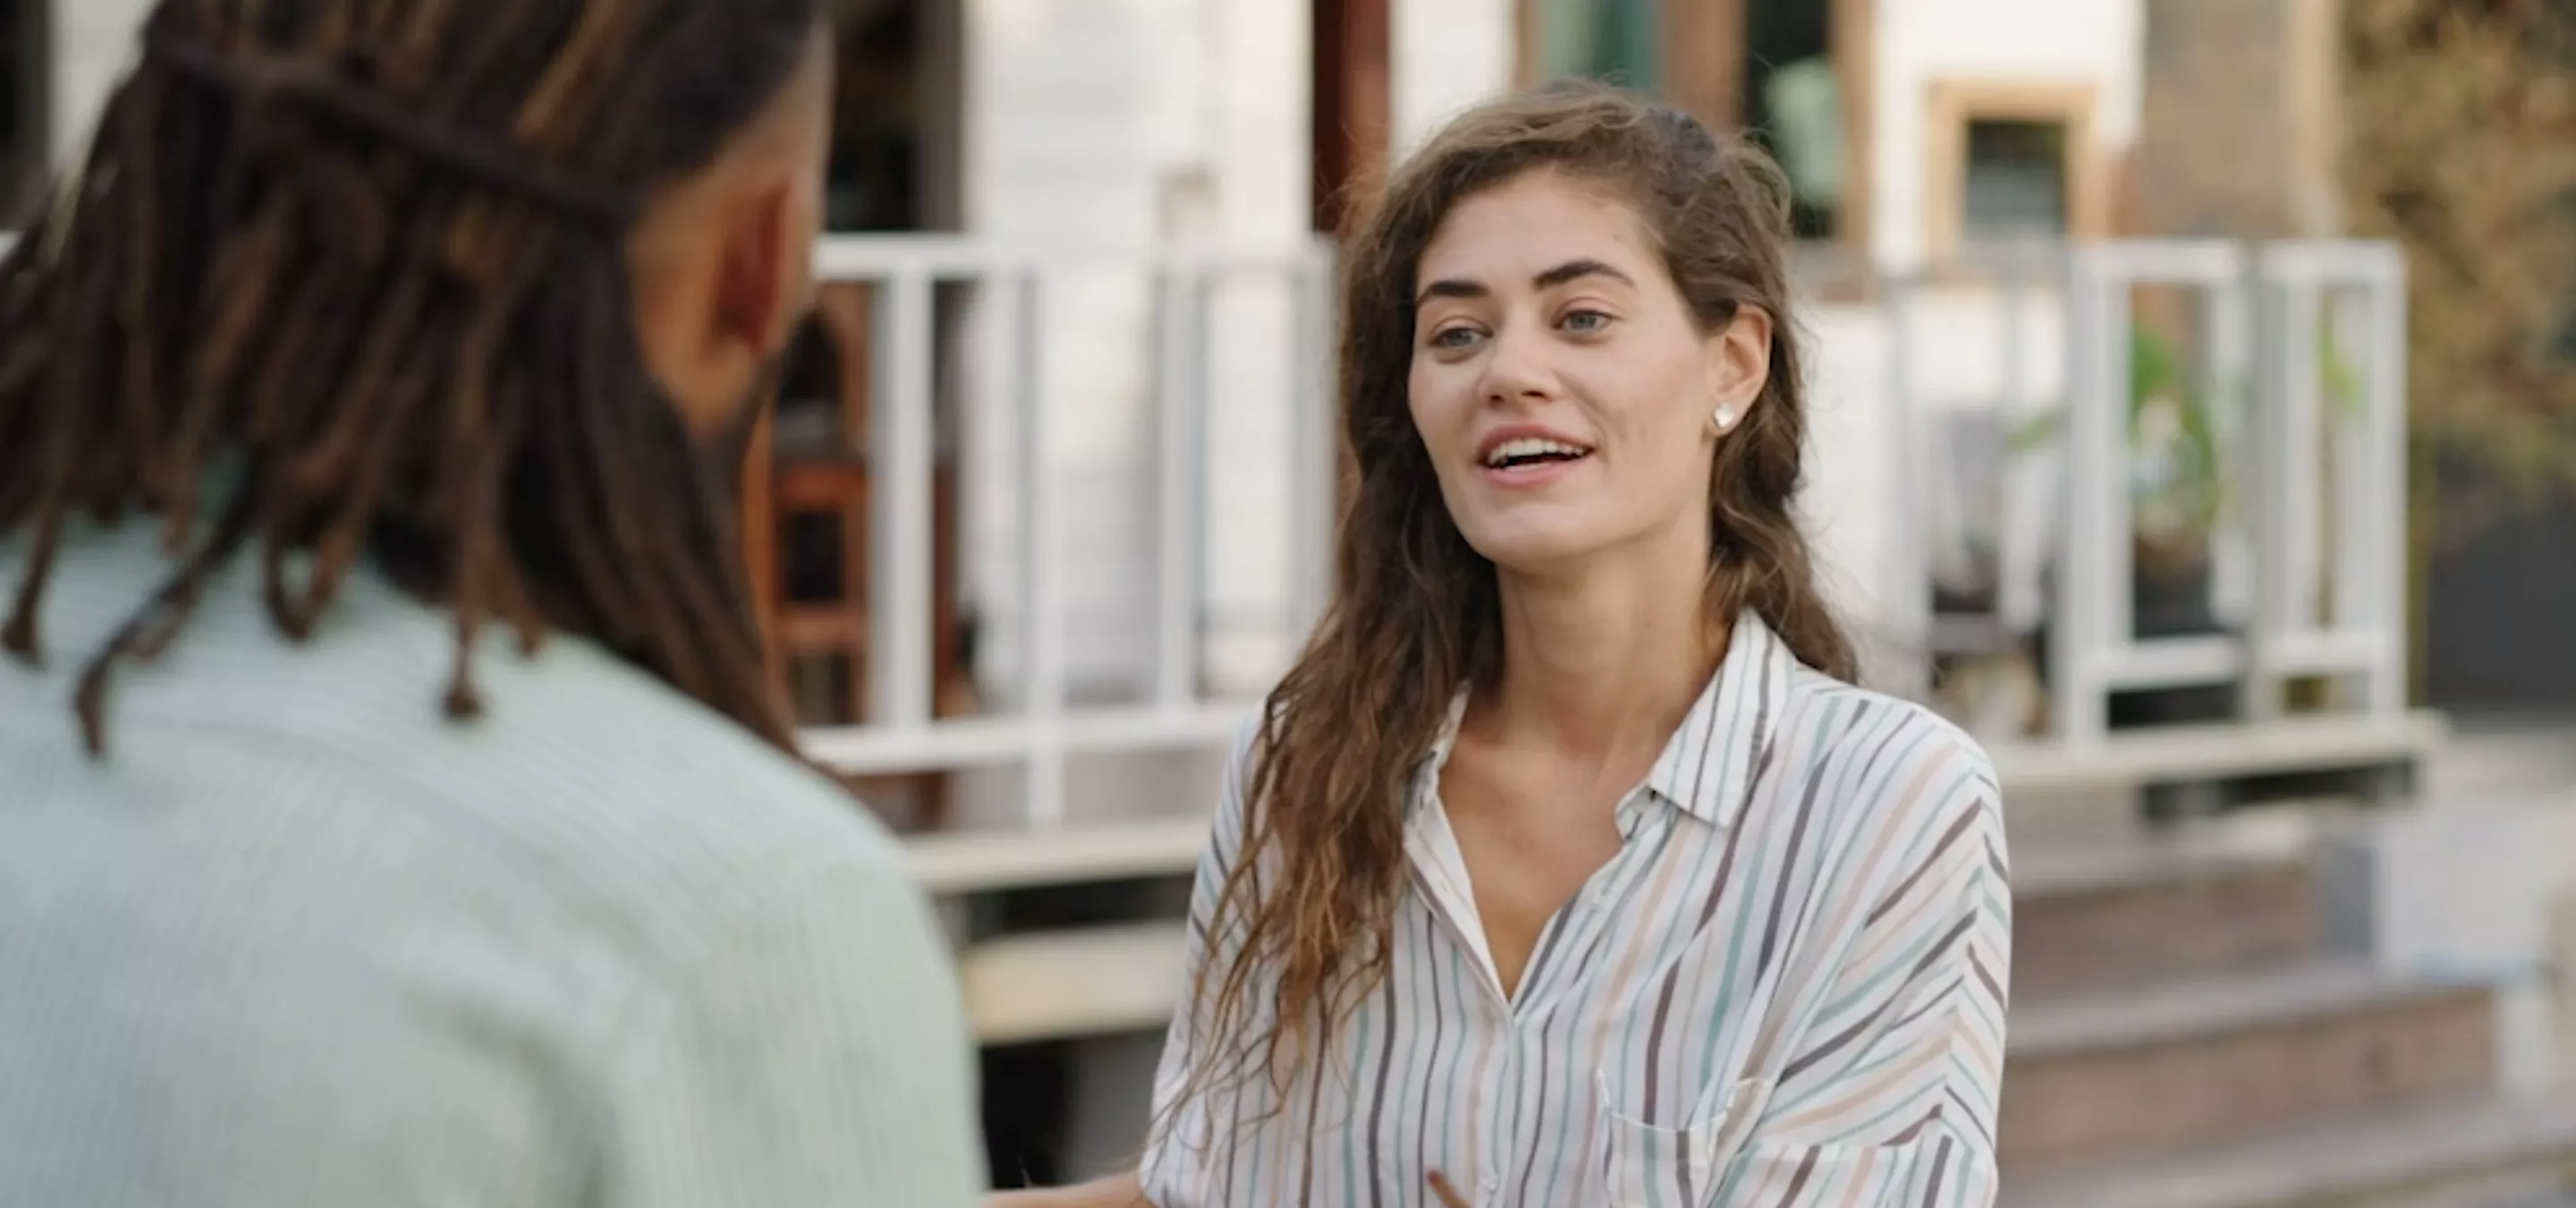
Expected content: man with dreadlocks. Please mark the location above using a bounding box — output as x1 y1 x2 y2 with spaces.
0 2 982 1205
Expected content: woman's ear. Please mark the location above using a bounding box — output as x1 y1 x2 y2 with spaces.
1705 305 1773 433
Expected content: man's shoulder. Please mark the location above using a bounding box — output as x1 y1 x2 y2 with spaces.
395 628 913 902
5 529 929 1033
23 534 912 930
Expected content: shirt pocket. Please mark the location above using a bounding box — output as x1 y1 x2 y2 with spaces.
1712 1132 1996 1207
1596 1075 1772 1208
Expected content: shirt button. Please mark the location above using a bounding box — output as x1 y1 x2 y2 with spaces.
1480 1173 1501 1195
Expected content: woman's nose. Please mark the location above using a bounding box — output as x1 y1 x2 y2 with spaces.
1478 325 1555 404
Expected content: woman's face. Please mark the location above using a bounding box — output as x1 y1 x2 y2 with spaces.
1406 168 1769 576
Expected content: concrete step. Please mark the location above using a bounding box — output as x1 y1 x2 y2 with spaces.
2002 1093 2576 1208
2002 961 2498 1172
2013 839 2322 1003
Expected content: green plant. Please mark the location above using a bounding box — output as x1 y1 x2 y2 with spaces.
2126 327 2226 571
2006 317 2366 582
2004 325 2225 577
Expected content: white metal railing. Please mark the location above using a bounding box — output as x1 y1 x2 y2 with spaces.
0 226 2413 829
2247 242 2411 721
1837 240 2411 745
2049 241 2258 740
792 235 2415 828
787 235 1341 829
2050 241 2408 742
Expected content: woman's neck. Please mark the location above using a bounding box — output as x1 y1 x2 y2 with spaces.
1479 540 1724 774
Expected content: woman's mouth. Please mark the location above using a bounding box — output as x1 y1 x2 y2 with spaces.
1479 437 1593 486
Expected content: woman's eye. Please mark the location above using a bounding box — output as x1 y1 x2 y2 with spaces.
1562 310 1614 334
1431 327 1482 349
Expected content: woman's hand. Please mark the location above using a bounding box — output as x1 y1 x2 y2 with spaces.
986 1172 1149 1208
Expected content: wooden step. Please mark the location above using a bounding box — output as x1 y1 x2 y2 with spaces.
2013 840 2321 1003
2002 1093 2576 1208
957 921 1186 1046
2003 961 2497 1172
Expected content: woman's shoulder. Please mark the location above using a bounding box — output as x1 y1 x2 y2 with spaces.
1183 713 1271 878
1772 668 2002 833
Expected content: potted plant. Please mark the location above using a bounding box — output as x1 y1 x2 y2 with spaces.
2114 326 2237 725
2010 322 2237 728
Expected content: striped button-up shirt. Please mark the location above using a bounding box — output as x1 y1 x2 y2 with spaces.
1142 614 2010 1208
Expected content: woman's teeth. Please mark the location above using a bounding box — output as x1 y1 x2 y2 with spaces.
1486 438 1590 468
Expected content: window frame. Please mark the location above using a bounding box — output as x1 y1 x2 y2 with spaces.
1922 77 2109 262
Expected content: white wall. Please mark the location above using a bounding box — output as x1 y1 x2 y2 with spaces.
1195 1 1325 698
1870 0 2145 267
1391 0 1515 155
958 0 1314 717
951 0 1521 720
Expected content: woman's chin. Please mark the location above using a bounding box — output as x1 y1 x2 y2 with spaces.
1462 522 1614 577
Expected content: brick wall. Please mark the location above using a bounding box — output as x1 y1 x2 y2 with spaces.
2133 0 2343 237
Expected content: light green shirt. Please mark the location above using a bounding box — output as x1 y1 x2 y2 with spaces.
0 521 984 1208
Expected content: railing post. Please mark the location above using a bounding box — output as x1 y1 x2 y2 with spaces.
1150 263 1207 712
2243 260 2296 722
870 270 939 732
1881 268 1933 701
2365 249 2411 717
1015 267 1069 830
1996 252 2045 632
2245 242 2413 719
1291 240 1341 639
2051 248 2113 744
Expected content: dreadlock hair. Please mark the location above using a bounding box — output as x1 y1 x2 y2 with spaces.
0 0 826 755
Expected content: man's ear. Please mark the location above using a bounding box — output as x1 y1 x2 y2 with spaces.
714 180 802 355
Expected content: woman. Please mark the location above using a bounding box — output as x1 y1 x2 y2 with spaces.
1010 81 2009 1207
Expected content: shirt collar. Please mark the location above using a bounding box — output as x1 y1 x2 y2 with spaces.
1644 610 1792 829
1411 610 1792 832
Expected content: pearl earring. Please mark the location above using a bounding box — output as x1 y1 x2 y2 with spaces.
1713 405 1739 432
